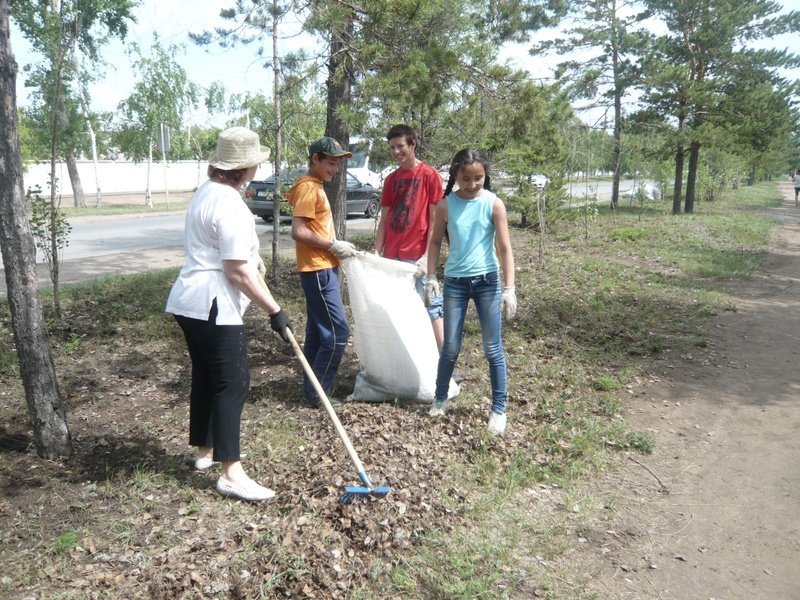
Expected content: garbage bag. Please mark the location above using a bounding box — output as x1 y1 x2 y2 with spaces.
340 253 459 402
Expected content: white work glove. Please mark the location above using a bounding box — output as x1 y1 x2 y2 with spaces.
424 275 440 307
500 286 517 320
328 239 359 259
414 255 427 278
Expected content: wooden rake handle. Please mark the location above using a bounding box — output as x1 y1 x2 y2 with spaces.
284 328 368 480
254 269 370 485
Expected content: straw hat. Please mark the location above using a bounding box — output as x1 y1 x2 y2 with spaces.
208 126 271 170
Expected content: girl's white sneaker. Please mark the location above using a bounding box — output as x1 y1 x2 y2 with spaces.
487 412 507 435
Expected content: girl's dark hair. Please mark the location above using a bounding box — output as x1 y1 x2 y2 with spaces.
442 148 492 198
207 165 250 187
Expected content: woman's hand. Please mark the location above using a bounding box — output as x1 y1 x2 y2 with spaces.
269 309 293 342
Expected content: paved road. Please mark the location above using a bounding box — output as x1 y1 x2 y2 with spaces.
0 212 377 294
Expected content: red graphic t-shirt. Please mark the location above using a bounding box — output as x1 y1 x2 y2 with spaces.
380 162 443 260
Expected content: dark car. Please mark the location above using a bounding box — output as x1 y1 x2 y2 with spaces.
245 171 381 222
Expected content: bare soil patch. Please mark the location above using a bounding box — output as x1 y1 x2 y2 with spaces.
555 180 800 599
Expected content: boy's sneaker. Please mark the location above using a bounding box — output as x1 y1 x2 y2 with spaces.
487 411 507 436
429 399 449 417
300 395 342 409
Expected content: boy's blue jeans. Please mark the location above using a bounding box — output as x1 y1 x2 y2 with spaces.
434 271 507 414
299 267 349 400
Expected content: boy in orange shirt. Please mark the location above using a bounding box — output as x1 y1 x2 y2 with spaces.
288 137 359 407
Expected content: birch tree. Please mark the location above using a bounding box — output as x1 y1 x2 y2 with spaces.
115 37 198 207
11 0 138 206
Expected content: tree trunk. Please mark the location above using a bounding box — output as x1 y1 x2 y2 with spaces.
610 0 621 211
271 0 282 281
684 139 700 214
145 140 153 207
65 148 85 207
88 119 102 207
324 15 353 240
0 4 71 459
672 143 684 215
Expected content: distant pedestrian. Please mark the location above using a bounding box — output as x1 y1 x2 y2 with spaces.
425 148 517 435
793 169 800 206
166 126 293 503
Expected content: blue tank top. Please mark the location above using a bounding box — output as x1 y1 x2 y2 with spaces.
444 190 499 278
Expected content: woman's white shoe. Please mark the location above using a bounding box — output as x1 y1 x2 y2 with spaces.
194 452 247 471
216 477 275 502
194 457 218 471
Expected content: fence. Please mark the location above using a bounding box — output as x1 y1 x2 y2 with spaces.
22 159 273 196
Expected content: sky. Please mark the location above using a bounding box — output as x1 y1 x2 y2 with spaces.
11 1 308 126
10 0 800 129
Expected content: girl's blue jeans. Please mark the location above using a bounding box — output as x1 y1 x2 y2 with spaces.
299 267 349 400
434 271 507 414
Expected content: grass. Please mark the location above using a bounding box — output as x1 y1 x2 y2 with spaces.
0 180 784 598
57 195 192 219
374 181 780 597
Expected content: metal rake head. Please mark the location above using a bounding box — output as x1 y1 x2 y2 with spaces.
339 485 391 504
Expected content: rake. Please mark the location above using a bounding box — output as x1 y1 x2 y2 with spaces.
285 329 390 504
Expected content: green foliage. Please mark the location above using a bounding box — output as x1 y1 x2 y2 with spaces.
114 36 199 162
11 0 138 164
610 226 645 242
228 90 325 168
186 125 221 163
27 185 72 277
641 0 800 208
592 375 621 391
17 108 44 162
51 531 79 556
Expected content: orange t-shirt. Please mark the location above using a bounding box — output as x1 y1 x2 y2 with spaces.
287 175 339 272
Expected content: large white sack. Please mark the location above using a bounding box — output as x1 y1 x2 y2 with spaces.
340 253 459 402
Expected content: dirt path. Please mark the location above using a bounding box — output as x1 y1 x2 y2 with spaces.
568 180 800 599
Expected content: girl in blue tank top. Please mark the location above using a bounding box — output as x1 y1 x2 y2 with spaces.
423 148 517 435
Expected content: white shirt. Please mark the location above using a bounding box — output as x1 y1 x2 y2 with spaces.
165 180 259 325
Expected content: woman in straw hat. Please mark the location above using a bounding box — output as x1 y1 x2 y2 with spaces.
166 126 292 502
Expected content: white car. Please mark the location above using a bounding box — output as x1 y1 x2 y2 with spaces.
379 165 395 182
622 182 661 201
532 174 549 189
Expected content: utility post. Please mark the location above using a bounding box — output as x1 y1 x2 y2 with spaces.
157 122 170 209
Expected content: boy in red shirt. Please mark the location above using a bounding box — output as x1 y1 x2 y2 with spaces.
375 124 444 349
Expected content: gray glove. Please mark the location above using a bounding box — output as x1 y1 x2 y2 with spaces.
424 275 440 307
414 255 427 279
329 239 359 259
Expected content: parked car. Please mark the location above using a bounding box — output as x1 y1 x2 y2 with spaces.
244 171 381 222
621 182 661 201
531 174 549 189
